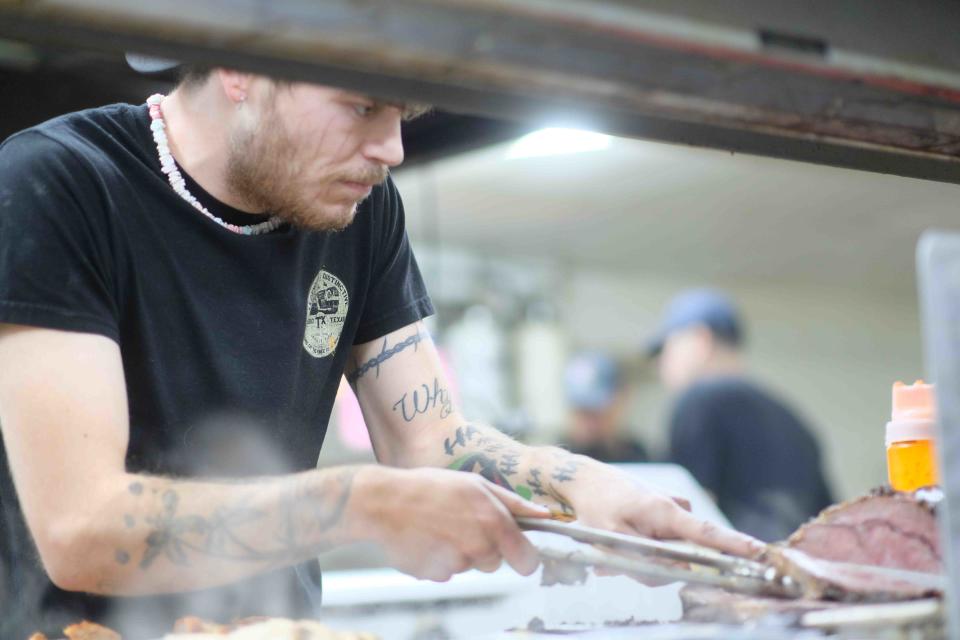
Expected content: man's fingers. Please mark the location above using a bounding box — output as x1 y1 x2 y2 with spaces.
485 482 552 519
479 485 543 576
671 510 765 558
473 553 503 573
495 523 541 576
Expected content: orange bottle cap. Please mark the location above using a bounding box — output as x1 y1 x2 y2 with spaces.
886 380 937 446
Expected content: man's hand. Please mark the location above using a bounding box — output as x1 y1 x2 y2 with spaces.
564 458 764 559
351 467 551 581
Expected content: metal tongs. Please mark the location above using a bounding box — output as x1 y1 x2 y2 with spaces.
518 517 801 598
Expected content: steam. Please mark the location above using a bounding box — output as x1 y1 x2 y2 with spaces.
102 412 324 639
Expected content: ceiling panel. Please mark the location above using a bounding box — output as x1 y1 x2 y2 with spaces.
395 135 960 294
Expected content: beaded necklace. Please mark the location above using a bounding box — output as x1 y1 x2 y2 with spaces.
146 94 283 236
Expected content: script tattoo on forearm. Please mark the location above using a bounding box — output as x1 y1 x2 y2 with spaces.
347 330 427 385
393 377 453 422
127 471 355 571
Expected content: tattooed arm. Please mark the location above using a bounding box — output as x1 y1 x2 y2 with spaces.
0 326 545 594
350 322 763 557
0 325 370 594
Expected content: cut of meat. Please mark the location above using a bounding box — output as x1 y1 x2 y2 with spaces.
172 617 235 634
63 622 122 640
770 488 945 603
785 487 940 573
27 621 122 640
681 488 946 622
31 618 377 640
767 547 944 603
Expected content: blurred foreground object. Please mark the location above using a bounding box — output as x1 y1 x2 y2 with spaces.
3 0 960 181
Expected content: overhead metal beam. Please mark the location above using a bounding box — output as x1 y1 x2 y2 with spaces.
2 0 960 182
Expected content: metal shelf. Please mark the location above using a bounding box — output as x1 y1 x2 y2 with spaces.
1 0 960 182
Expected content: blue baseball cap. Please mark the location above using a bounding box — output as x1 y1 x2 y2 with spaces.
644 288 743 357
564 352 622 410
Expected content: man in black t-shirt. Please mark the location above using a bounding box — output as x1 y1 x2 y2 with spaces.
0 62 762 638
646 289 834 542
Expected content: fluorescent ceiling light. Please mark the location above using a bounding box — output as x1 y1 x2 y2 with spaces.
508 127 611 159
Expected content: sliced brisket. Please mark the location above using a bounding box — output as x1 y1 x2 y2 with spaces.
785 487 941 573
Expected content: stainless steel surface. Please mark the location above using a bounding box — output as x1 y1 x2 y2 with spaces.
2 1 960 181
518 517 768 578
918 231 960 640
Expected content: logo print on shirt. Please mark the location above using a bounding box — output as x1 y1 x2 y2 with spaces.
303 269 349 358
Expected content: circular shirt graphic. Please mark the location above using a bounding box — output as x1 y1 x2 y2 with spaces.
303 269 349 358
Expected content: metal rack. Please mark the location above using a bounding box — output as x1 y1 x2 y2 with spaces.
1 0 960 183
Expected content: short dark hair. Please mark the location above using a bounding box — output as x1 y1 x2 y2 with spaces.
178 67 299 93
177 65 214 90
708 324 743 350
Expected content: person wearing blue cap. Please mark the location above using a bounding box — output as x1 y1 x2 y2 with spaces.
562 352 648 464
647 289 834 542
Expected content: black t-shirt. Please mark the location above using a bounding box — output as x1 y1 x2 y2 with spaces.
0 103 433 638
668 376 834 543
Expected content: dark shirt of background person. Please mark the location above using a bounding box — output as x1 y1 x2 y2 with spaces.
669 376 834 542
645 289 834 542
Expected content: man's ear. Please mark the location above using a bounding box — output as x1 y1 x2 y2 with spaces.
215 69 254 104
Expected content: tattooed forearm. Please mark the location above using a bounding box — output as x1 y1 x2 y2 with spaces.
347 331 426 385
442 424 516 457
440 423 579 516
443 425 482 456
133 470 355 571
527 468 547 496
545 483 575 515
552 460 580 483
448 453 515 491
524 467 573 513
499 452 520 477
393 377 453 422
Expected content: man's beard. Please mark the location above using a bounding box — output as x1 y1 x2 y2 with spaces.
225 105 388 232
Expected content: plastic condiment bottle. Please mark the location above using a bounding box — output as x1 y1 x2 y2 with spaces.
886 380 940 491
